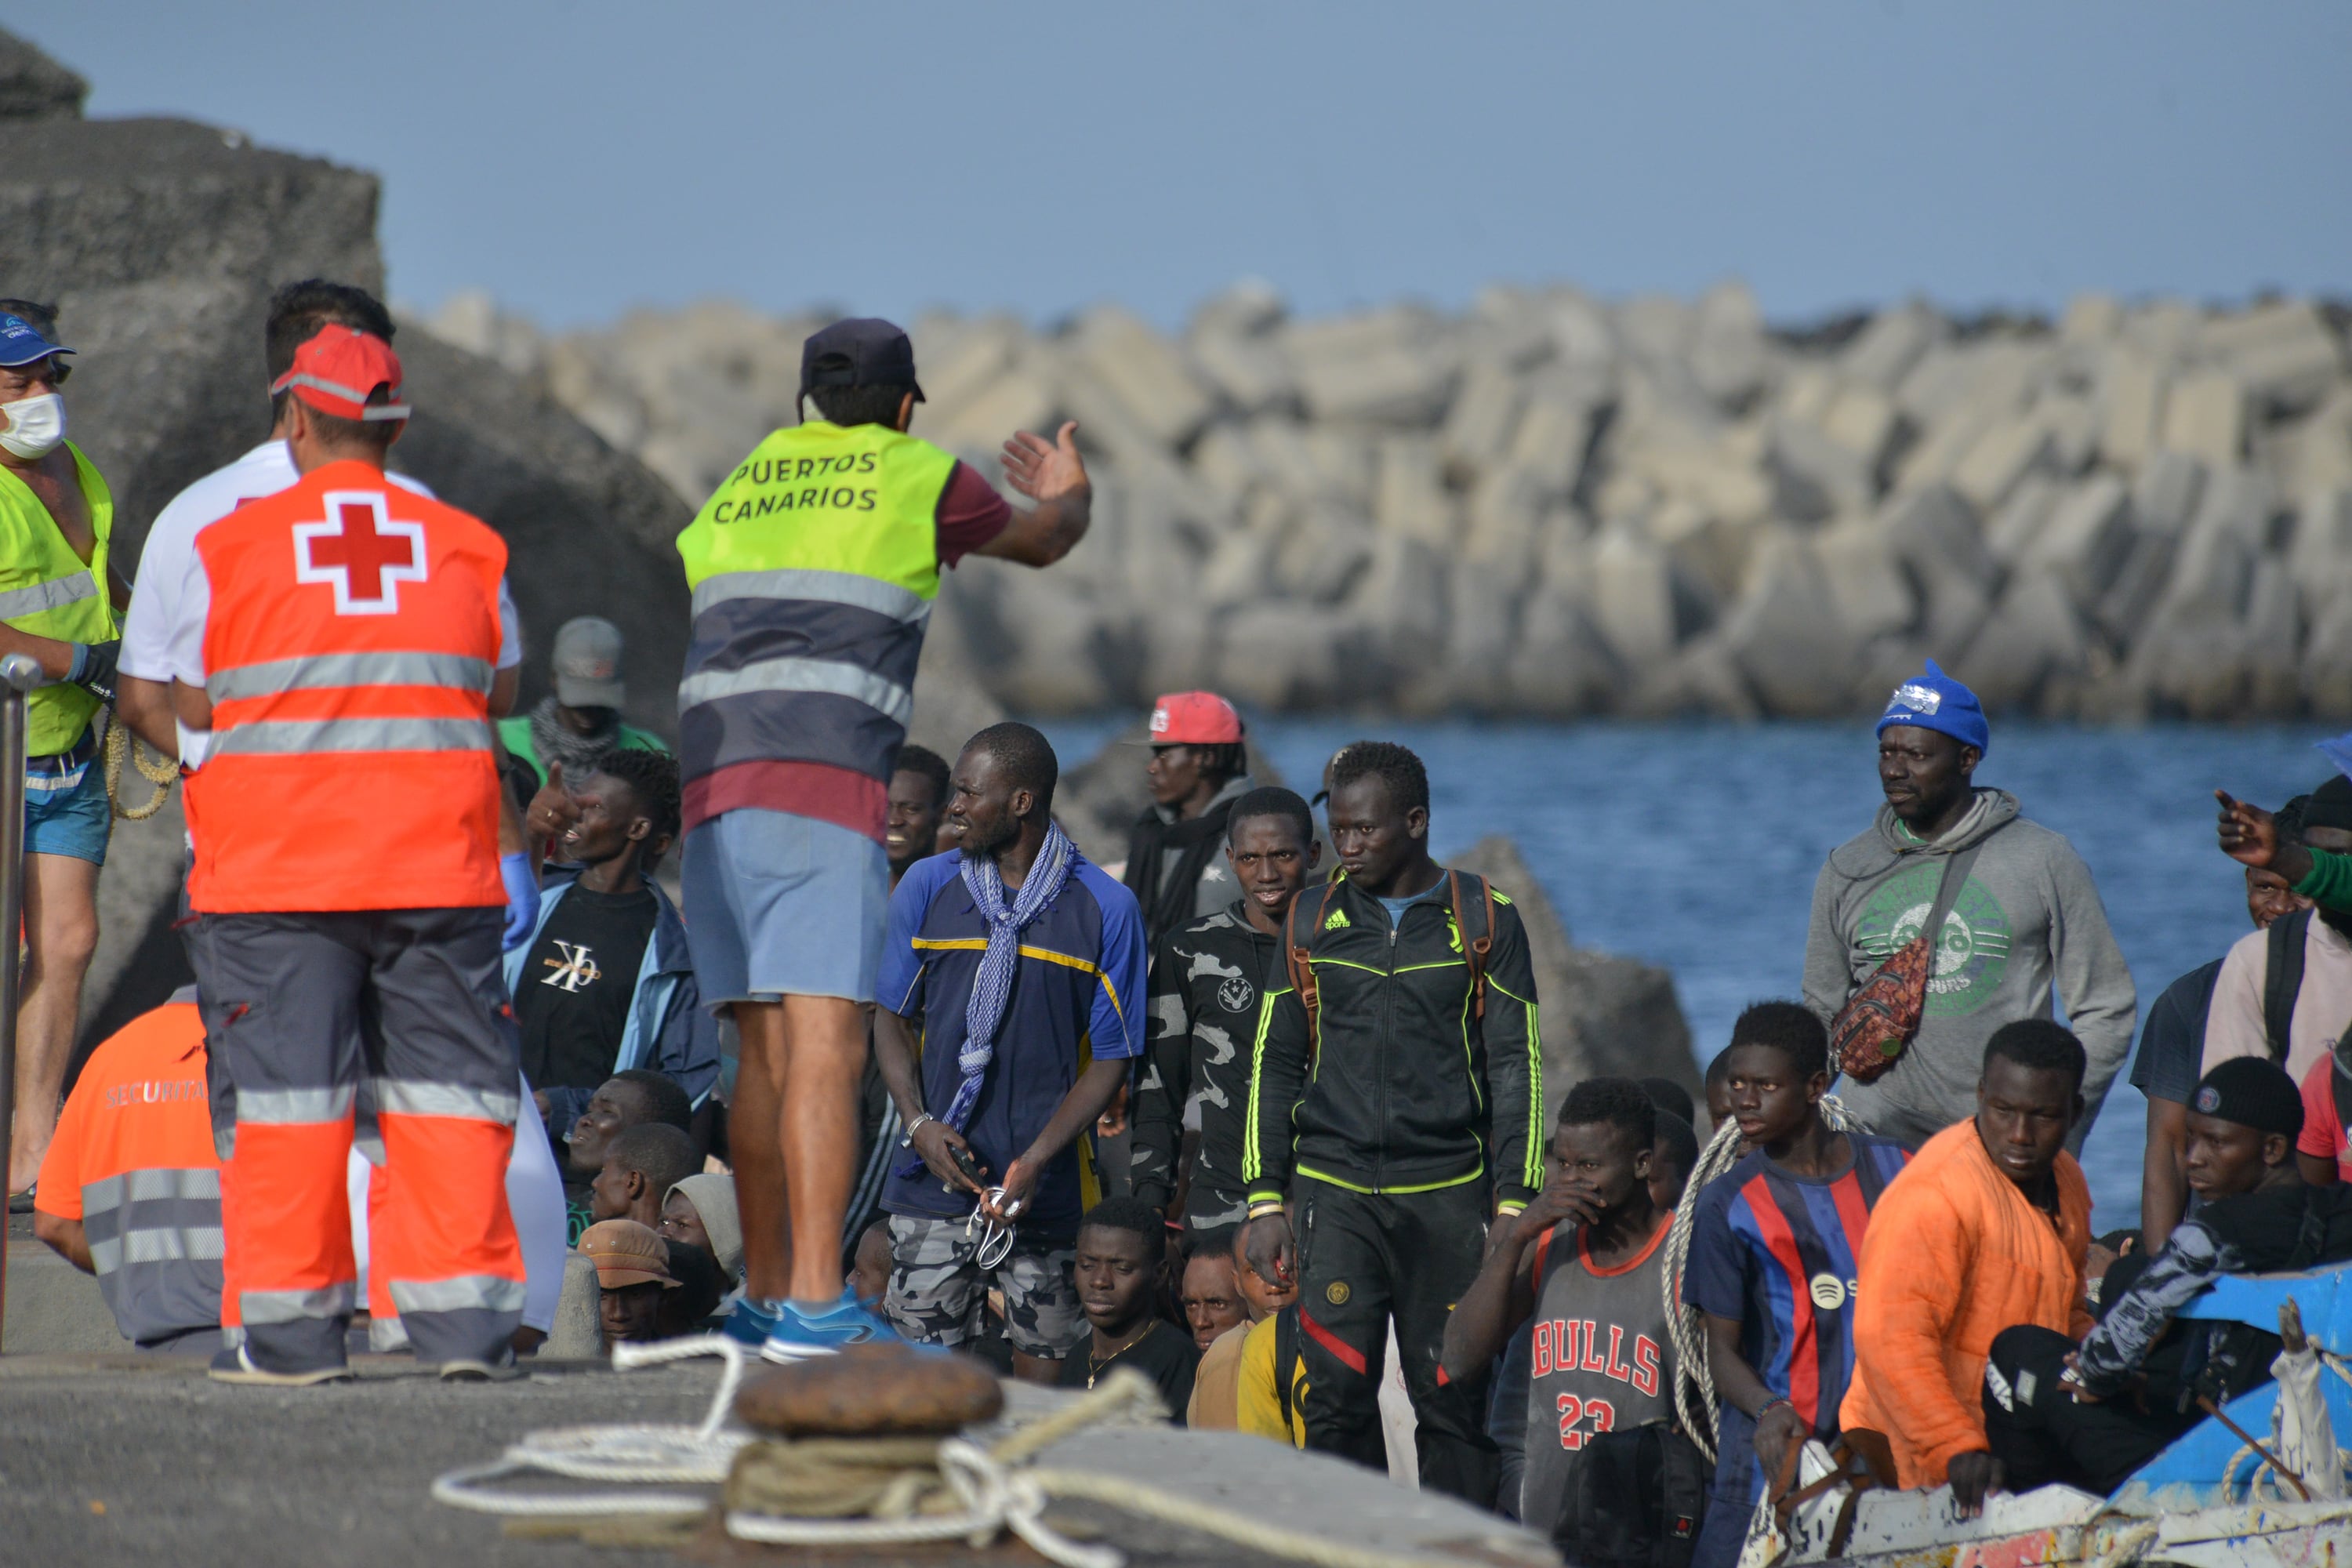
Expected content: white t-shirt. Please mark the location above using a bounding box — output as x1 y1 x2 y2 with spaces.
123 441 521 764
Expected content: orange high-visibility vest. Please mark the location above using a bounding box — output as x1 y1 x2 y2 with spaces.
184 458 506 913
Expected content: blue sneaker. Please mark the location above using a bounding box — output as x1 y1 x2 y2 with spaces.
721 1295 784 1347
759 1291 896 1363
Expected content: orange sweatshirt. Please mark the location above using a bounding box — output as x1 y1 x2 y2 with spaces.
1838 1121 2092 1488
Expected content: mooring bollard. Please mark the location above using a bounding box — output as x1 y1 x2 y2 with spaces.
0 651 49 1351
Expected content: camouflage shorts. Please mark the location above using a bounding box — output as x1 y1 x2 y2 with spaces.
880 1214 1083 1359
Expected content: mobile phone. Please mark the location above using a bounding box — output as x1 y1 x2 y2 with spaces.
949 1142 987 1189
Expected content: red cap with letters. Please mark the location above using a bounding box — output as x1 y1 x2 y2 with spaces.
1145 691 1244 746
270 325 411 422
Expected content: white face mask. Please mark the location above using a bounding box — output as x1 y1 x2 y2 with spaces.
0 390 65 460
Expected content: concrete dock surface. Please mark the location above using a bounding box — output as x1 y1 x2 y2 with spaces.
0 1345 1554 1568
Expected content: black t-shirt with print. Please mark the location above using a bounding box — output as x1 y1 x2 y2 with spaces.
516 884 659 1094
1056 1317 1201 1421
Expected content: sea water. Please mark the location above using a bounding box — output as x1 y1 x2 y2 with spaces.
1039 715 2341 1228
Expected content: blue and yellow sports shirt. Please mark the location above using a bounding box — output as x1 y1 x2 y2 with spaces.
878 848 1147 1238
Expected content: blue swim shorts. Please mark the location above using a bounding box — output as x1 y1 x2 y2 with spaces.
25 738 110 865
681 808 889 1007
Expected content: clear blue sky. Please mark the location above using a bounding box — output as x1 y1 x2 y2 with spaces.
18 3 2350 332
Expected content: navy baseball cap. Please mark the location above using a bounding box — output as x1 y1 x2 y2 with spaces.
799 318 924 402
0 312 71 368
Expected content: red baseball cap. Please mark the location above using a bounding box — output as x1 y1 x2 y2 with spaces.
1145 691 1243 746
270 325 411 422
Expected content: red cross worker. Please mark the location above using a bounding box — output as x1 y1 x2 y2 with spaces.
166 325 530 1385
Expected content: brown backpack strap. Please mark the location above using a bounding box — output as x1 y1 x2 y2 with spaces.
1288 884 1338 1057
1448 869 1495 1022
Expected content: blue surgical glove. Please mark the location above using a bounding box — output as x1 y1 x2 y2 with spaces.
500 852 539 950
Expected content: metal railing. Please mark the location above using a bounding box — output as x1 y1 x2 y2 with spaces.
0 651 50 1348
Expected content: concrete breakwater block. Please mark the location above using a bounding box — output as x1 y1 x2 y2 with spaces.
544 1250 601 1360
484 270 2351 731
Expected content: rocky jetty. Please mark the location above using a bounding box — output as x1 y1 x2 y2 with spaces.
0 30 695 1051
435 283 2352 722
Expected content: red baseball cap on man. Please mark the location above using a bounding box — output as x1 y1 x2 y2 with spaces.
1146 691 1243 746
270 325 412 422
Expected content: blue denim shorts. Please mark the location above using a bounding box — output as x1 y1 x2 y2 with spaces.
681 808 889 1006
26 739 110 865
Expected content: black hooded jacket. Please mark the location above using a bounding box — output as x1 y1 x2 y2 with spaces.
1243 869 1544 1208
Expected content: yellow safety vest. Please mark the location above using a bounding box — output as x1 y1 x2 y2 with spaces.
673 421 956 797
0 441 117 755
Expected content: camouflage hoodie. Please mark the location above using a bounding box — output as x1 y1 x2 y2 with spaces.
1131 899 1282 1233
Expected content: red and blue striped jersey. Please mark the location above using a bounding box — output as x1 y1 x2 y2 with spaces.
1683 1135 1910 1494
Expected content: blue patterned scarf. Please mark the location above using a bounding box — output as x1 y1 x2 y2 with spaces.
944 822 1077 1133
897 825 1081 1185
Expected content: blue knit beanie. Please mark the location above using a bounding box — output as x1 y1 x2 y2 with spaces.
1875 659 1989 755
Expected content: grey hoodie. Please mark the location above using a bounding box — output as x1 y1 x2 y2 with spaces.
1802 788 2137 1149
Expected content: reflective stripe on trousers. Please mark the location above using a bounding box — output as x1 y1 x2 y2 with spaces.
206 650 494 704
388 1275 527 1316
241 1283 357 1324
373 1079 520 1124
234 1085 357 1124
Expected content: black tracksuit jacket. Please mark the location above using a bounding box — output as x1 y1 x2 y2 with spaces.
1243 869 1544 1209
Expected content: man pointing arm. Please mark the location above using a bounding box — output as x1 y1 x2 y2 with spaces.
676 318 1091 1360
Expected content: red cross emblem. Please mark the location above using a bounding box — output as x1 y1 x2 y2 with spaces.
292 490 426 615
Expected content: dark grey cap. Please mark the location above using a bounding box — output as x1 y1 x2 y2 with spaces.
800 318 924 403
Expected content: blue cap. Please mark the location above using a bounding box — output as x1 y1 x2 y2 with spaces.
1876 658 1989 755
0 313 71 369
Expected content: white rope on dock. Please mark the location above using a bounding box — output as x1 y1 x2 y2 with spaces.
432 1341 1533 1568
429 1334 751 1516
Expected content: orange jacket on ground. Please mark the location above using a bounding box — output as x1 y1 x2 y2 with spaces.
181 457 506 913
34 1000 222 1346
1837 1120 2092 1487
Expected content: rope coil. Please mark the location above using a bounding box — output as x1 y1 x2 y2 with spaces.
430 1335 752 1518
102 713 176 822
432 1338 1162 1565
